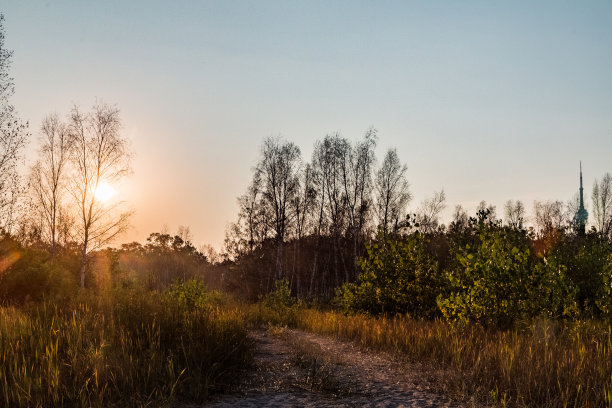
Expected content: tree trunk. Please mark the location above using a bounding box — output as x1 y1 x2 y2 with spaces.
80 239 88 288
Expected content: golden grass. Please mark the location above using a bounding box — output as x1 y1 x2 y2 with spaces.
0 288 251 407
249 304 612 407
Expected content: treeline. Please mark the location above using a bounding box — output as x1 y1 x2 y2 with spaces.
224 130 416 299
341 209 612 326
223 132 612 303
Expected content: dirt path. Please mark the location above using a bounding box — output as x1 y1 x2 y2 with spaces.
206 328 467 407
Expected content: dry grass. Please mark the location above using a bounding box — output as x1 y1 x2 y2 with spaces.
0 288 251 407
249 304 612 407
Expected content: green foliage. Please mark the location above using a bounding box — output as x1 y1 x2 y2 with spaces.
0 235 79 305
115 232 210 291
438 227 576 327
336 233 442 317
563 234 612 315
167 278 209 310
264 278 298 309
246 279 302 327
597 254 612 316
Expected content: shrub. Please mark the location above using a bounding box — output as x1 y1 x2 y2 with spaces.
167 278 209 310
336 233 443 317
438 227 576 327
264 278 297 309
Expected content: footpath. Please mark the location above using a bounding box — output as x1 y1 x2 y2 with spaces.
206 328 468 407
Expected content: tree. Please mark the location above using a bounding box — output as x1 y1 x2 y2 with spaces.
592 173 612 238
67 103 132 288
416 190 446 233
375 148 411 236
337 232 441 317
341 128 377 277
0 14 28 232
291 163 316 241
534 200 566 234
257 136 301 279
447 204 470 235
29 114 72 256
438 226 575 327
316 133 350 284
504 199 525 229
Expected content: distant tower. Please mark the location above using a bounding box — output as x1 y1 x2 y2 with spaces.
575 161 588 235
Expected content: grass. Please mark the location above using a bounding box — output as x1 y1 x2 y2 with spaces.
0 287 252 407
248 304 612 408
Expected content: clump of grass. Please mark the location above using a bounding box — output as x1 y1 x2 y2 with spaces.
249 304 612 407
0 286 251 407
290 338 344 395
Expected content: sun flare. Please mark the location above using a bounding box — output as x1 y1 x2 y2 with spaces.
95 182 116 203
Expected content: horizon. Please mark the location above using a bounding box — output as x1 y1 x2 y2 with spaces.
2 1 611 250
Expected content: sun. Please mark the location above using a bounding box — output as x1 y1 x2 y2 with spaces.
95 182 116 203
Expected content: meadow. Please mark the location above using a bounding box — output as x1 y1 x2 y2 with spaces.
249 298 612 408
0 282 251 407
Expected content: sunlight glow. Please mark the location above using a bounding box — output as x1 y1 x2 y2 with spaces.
95 182 116 203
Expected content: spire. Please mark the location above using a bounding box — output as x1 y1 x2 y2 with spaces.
580 160 584 207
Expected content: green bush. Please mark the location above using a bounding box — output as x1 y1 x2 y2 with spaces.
167 278 209 310
263 279 298 309
0 236 79 305
437 227 576 327
336 233 443 317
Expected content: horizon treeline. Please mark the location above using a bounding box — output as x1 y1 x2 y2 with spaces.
222 130 612 301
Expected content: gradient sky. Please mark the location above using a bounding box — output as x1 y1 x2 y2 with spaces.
2 1 612 249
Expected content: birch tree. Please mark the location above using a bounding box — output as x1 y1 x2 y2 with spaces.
375 148 411 235
68 103 132 288
29 114 72 255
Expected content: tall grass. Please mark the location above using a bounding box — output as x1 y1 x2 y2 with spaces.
0 288 251 407
250 304 612 407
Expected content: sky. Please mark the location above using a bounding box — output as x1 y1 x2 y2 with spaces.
2 1 612 250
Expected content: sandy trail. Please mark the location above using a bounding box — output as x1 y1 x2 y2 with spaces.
205 328 466 407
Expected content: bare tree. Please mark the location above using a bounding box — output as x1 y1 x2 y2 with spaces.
566 192 581 231
68 103 132 288
29 114 72 256
0 14 28 232
341 129 377 277
375 147 411 235
257 136 301 279
533 200 566 233
592 173 612 238
416 190 446 233
449 204 469 233
504 199 526 229
226 172 269 257
291 163 316 241
307 133 352 288
177 225 193 244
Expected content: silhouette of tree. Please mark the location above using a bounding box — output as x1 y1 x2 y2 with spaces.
341 128 377 277
67 103 132 288
0 14 28 232
592 173 612 238
416 190 446 233
375 148 411 235
504 199 525 229
534 200 566 234
29 114 72 256
257 136 301 279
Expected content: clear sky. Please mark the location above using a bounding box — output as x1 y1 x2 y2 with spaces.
2 1 612 249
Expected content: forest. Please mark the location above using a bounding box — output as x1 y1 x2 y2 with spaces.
1 12 612 408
